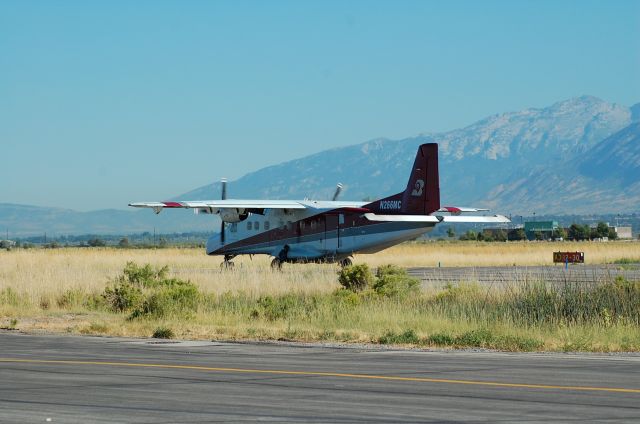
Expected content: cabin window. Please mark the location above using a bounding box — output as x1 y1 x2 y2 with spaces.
310 220 316 230
247 221 252 231
230 223 237 233
300 221 305 230
264 221 270 230
254 221 260 230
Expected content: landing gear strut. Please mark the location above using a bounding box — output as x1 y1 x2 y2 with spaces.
221 254 235 270
270 258 282 271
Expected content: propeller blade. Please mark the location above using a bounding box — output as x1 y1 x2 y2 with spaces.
221 178 227 200
332 183 343 201
220 178 227 244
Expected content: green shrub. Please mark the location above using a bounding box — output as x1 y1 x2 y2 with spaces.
375 264 406 278
56 289 86 309
132 283 199 319
373 273 420 298
379 329 420 345
332 288 361 306
256 294 299 321
152 326 175 339
102 281 143 312
455 328 495 348
338 264 374 292
426 332 455 346
120 262 169 287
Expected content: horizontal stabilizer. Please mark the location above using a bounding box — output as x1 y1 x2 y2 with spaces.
364 213 440 223
439 215 511 223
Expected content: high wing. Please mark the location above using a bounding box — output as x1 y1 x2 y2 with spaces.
129 200 308 214
128 199 367 214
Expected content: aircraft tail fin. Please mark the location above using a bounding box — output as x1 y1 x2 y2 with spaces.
364 143 440 215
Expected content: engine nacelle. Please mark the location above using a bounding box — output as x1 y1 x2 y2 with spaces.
219 208 249 223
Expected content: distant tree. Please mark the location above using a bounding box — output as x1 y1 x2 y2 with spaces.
595 222 609 238
476 232 485 241
554 227 567 241
459 230 477 241
511 228 526 241
118 237 130 248
446 227 455 238
494 229 507 242
608 228 618 240
568 223 590 241
158 237 168 248
88 238 106 247
534 230 544 241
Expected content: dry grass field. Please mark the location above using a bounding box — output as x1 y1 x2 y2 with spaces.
1 241 639 351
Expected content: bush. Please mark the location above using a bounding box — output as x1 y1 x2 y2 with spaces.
120 262 169 288
152 327 175 339
103 281 143 312
426 332 455 346
338 264 374 292
373 266 420 298
132 283 199 318
255 294 300 321
379 329 420 345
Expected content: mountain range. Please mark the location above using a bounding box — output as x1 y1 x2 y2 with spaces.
2 96 639 237
181 96 639 215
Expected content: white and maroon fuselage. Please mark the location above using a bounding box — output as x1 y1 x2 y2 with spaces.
206 201 436 262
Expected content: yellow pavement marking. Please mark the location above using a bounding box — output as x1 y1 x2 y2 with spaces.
0 358 638 394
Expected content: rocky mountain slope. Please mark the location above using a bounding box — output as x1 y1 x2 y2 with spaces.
181 96 637 215
3 96 638 236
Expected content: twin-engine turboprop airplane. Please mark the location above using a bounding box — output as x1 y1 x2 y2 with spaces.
130 143 509 268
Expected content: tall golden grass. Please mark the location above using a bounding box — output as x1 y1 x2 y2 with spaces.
1 241 638 300
1 242 639 351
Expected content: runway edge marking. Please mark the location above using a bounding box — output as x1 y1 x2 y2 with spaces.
1 358 639 394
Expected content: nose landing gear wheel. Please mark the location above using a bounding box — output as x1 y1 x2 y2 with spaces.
339 258 353 267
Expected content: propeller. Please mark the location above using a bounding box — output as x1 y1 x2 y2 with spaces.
332 183 343 201
220 178 227 244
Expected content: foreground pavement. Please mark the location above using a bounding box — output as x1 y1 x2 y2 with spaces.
0 332 639 423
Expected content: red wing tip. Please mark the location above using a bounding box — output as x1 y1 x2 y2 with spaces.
162 202 183 207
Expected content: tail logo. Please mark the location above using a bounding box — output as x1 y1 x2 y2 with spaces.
411 179 425 197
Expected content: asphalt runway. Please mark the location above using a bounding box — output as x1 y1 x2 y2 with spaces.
408 264 640 286
1 333 639 423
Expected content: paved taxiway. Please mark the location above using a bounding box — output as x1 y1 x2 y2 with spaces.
1 333 639 423
408 264 640 286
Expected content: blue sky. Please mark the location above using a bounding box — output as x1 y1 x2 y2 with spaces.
1 0 639 210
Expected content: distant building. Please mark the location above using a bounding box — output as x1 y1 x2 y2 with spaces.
524 221 559 240
614 226 633 239
0 240 16 248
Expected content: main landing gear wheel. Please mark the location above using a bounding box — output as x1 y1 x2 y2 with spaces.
339 258 353 267
271 258 283 271
221 260 235 270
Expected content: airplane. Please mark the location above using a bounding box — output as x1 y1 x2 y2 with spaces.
130 143 510 269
